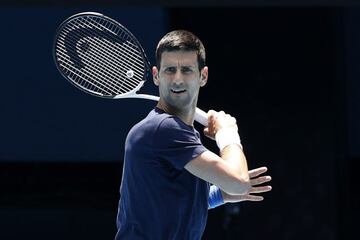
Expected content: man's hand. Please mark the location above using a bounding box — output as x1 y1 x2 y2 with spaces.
203 110 238 140
221 167 272 203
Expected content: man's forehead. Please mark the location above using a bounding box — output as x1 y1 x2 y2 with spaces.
160 50 198 66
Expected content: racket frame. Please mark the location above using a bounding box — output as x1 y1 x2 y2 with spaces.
53 11 152 99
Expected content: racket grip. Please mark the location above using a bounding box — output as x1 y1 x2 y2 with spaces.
195 108 208 126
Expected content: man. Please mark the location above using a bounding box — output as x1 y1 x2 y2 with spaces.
115 30 272 239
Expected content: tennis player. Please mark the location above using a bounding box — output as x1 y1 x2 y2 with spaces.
115 30 272 240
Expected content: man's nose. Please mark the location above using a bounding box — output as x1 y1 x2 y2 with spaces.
173 70 184 84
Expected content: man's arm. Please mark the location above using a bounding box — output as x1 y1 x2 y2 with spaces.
185 148 250 195
185 110 250 195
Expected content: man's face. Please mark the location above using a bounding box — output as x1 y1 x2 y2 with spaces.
153 50 208 111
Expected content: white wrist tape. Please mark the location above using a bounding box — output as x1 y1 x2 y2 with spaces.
215 128 242 151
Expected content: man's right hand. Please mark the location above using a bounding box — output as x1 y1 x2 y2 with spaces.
203 110 238 140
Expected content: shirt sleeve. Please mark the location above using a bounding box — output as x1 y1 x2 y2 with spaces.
153 116 208 170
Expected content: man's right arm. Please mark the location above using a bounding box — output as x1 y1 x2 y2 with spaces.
185 110 250 195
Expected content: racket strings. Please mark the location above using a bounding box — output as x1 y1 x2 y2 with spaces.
60 17 143 93
55 15 147 96
56 39 119 95
56 48 121 95
57 44 119 95
57 33 141 93
79 16 147 72
79 16 146 79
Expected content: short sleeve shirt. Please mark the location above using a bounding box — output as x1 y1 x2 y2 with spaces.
115 107 209 240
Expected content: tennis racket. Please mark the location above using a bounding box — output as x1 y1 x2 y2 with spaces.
53 12 208 126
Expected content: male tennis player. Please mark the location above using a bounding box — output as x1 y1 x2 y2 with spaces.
115 30 272 239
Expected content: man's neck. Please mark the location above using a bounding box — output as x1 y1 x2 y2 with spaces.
156 100 195 126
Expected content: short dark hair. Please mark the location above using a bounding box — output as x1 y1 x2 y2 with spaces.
155 30 206 71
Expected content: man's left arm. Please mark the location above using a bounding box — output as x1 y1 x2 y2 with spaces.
209 166 272 209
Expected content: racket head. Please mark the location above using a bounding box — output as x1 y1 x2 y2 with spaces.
53 12 151 99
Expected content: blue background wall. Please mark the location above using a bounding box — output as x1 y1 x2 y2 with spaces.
0 7 358 161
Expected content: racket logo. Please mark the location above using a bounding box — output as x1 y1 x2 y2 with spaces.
79 41 91 53
62 26 126 70
126 70 134 78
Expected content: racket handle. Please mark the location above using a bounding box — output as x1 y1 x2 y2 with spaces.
195 108 208 126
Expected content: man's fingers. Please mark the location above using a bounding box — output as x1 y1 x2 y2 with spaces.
203 127 209 135
207 110 218 120
250 175 272 186
248 167 268 178
203 127 215 140
242 195 264 201
225 194 265 202
249 185 272 194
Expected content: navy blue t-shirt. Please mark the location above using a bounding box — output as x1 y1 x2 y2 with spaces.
115 107 209 240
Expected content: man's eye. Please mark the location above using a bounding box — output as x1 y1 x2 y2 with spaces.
165 67 176 73
181 68 193 73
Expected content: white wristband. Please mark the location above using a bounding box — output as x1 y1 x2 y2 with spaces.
215 128 242 151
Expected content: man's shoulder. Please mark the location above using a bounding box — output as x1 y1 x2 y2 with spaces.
128 108 172 134
138 108 184 129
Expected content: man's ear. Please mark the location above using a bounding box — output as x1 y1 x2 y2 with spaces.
200 66 208 87
152 66 159 86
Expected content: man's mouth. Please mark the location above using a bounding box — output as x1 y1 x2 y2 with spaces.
171 89 186 94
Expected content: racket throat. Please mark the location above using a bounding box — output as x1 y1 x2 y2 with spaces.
113 93 159 101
